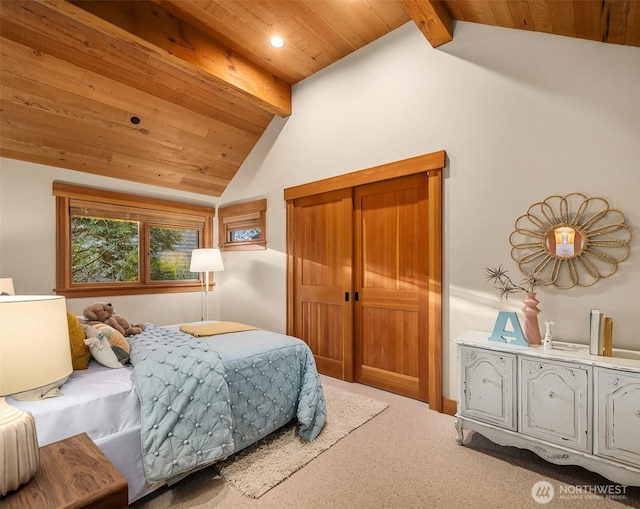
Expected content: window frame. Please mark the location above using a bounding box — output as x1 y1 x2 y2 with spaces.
218 199 267 251
54 182 215 297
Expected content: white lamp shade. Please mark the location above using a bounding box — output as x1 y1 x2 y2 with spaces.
0 296 72 396
0 278 14 295
190 248 224 272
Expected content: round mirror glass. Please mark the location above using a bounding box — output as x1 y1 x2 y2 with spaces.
545 226 584 258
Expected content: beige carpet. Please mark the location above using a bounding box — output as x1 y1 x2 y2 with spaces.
132 376 639 509
214 384 388 498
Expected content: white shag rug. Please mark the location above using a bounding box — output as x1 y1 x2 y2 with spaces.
215 384 388 498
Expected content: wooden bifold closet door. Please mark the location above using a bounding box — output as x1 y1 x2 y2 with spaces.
285 151 444 409
353 174 428 400
290 188 354 381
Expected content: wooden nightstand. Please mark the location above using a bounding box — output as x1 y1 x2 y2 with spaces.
1 432 128 509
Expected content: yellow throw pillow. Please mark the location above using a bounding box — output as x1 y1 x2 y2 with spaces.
67 312 90 370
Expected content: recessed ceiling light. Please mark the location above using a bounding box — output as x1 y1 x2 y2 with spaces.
270 36 285 48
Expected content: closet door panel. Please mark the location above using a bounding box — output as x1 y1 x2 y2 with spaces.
291 188 353 380
354 174 428 400
361 307 419 377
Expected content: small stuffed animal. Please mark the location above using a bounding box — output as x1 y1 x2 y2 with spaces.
83 302 146 337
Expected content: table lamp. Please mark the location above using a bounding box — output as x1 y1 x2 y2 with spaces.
0 295 73 495
0 278 14 295
190 248 224 321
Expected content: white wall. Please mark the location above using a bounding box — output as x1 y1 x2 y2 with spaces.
218 21 640 398
0 161 222 324
1 21 639 400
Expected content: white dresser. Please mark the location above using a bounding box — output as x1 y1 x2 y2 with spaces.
455 331 640 486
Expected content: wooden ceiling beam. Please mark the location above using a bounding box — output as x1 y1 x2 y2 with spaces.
0 0 291 118
71 0 291 116
401 0 453 48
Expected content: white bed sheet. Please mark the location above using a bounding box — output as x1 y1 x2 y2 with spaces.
9 362 139 445
8 361 160 503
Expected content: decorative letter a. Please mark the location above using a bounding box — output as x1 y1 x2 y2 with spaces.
489 311 528 346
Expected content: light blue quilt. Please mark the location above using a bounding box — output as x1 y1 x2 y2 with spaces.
128 324 326 483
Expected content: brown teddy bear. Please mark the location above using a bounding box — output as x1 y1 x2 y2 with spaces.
83 302 146 337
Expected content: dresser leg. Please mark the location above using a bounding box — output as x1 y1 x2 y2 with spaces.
455 417 464 445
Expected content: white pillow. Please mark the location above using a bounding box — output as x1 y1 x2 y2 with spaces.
84 333 124 369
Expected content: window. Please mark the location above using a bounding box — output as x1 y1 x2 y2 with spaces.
54 182 215 297
218 199 267 251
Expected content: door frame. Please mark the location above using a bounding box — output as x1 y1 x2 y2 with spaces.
285 150 445 412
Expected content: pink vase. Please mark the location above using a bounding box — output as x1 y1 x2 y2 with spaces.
522 292 541 345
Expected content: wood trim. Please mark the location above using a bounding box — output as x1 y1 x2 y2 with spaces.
55 283 205 299
286 200 295 336
55 194 72 295
53 181 216 216
283 150 446 201
220 242 266 251
442 397 457 416
427 169 443 412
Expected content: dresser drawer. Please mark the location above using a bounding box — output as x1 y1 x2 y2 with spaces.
459 346 516 430
594 368 640 467
520 357 591 452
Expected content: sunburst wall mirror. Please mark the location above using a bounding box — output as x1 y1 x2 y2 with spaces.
509 193 632 289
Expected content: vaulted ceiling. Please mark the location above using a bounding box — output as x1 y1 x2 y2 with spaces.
1 1 638 197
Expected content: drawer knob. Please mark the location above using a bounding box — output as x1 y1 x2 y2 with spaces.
482 378 488 384
548 391 555 399
635 410 640 418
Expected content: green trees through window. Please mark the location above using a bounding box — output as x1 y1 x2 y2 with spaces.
72 217 139 283
55 182 215 297
71 219 199 283
149 227 198 281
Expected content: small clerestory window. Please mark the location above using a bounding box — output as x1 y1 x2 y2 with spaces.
218 199 267 251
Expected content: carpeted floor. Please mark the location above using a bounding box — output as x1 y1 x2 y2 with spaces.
214 384 388 498
132 375 640 509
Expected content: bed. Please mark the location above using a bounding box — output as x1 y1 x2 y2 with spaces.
8 322 327 503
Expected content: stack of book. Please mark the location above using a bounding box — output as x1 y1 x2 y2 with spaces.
589 309 613 356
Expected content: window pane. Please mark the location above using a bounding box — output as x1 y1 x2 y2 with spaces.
71 217 139 283
150 227 199 281
229 228 261 242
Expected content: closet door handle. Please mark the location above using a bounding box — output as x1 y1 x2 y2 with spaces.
345 292 349 302
354 292 359 302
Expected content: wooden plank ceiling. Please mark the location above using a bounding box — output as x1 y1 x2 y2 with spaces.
1 1 638 197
